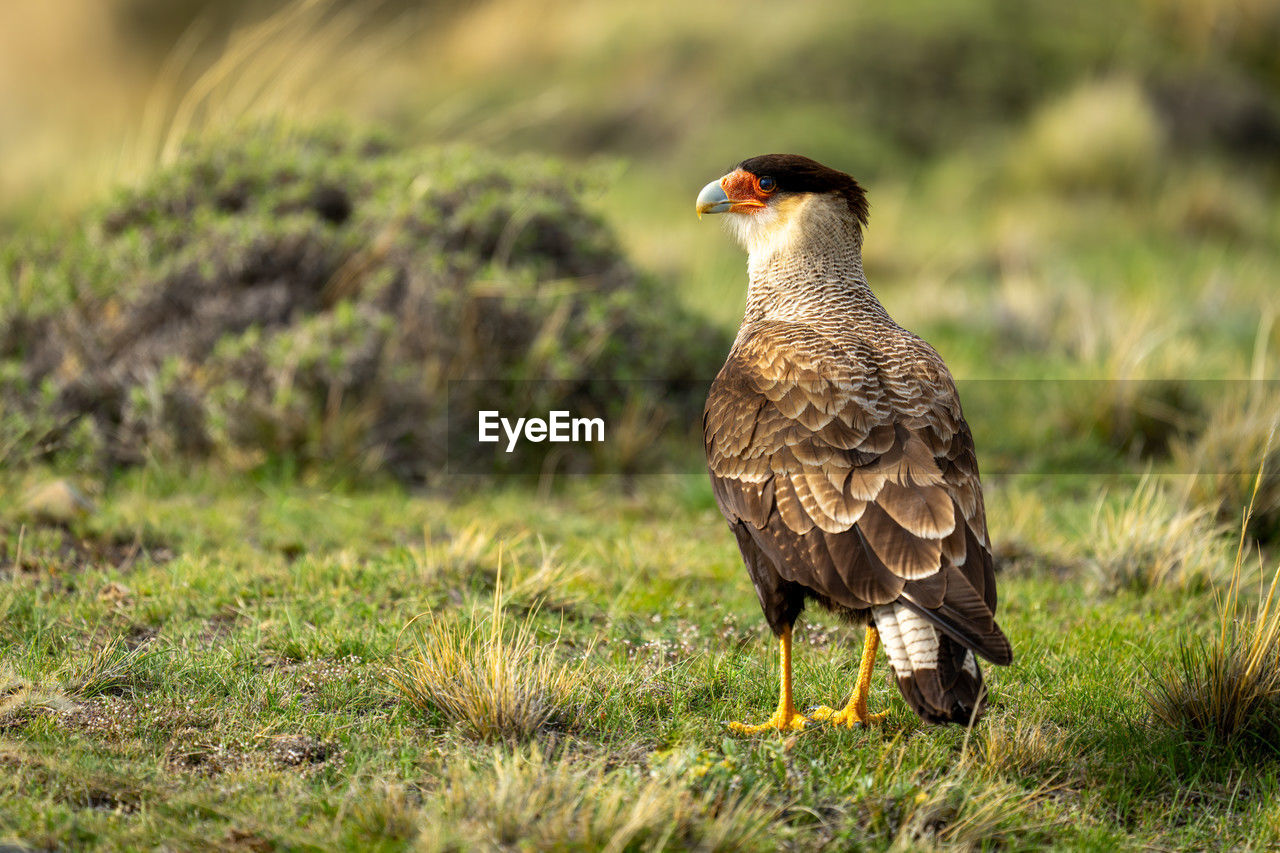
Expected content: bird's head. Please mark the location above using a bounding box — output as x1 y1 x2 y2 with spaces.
695 154 868 257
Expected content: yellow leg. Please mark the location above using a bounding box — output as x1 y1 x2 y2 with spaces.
727 625 810 734
809 626 889 727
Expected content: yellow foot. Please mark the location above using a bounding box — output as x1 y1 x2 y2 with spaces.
726 708 811 735
807 704 888 728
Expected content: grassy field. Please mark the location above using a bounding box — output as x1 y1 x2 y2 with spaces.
4 0 1280 849
1 470 1278 849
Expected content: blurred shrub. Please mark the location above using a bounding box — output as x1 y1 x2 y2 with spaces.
1009 78 1164 196
1149 69 1280 160
1158 167 1271 241
1144 0 1280 96
1067 379 1203 461
0 122 726 480
765 0 1125 160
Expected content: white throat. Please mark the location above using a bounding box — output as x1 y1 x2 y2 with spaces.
730 192 882 327
725 193 860 272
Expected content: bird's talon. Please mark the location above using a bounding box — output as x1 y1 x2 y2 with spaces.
726 710 811 735
808 702 886 728
814 701 885 722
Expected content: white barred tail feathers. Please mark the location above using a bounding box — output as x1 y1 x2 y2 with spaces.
873 602 988 724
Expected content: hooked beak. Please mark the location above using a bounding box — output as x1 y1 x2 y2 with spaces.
696 179 733 218
696 177 767 218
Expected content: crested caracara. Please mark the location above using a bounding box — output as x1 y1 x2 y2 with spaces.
696 154 1012 732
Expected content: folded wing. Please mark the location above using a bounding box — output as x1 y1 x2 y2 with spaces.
705 320 1011 667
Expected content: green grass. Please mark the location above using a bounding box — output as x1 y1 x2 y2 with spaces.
1 469 1277 850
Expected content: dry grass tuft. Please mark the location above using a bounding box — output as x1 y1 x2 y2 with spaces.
1062 307 1204 460
975 713 1082 781
1068 378 1203 462
335 780 422 847
1084 475 1231 593
985 484 1082 578
1175 384 1280 542
857 750 1057 850
419 747 778 852
979 283 1205 458
1159 166 1270 240
0 668 70 724
411 522 509 591
1145 466 1280 756
388 574 592 741
897 771 1054 851
501 539 588 616
58 635 165 699
124 0 409 185
409 524 586 613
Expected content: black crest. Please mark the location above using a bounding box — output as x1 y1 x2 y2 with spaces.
735 154 869 227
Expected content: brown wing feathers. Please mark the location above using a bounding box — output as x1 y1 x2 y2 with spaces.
706 321 1010 668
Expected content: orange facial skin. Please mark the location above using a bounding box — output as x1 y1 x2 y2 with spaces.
719 169 774 213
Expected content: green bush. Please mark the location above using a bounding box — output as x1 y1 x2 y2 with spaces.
0 123 726 480
1009 78 1165 197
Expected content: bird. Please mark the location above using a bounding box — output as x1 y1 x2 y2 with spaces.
695 154 1012 732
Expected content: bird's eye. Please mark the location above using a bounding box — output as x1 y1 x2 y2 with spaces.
758 176 776 193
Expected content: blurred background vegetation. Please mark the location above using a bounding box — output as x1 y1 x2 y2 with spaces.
2 0 1279 487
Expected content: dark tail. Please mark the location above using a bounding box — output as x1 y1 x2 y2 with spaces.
894 634 988 725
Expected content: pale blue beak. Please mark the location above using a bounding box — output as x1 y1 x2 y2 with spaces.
695 179 732 218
